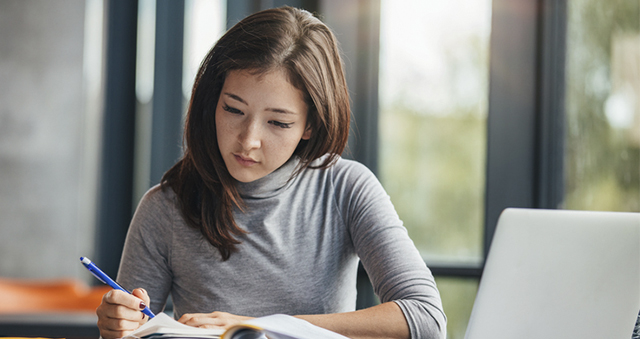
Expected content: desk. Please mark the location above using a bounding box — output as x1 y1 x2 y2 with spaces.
0 312 99 338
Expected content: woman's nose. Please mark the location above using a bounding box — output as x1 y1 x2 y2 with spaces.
238 119 261 151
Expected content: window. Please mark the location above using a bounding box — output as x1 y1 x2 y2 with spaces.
564 0 640 212
379 0 491 265
378 0 492 337
133 0 227 203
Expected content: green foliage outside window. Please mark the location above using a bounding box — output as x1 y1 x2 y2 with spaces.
564 0 640 212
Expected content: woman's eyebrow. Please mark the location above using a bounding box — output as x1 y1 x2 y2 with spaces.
222 92 247 104
223 92 298 115
266 107 297 115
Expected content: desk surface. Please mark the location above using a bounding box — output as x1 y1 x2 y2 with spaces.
0 312 99 338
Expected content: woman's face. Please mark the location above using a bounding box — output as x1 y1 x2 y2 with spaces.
215 69 312 183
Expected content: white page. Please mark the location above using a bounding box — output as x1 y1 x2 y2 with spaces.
226 314 349 339
125 313 224 338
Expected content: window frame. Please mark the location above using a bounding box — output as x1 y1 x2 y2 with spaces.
484 0 567 257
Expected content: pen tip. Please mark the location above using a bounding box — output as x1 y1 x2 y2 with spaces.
80 257 91 265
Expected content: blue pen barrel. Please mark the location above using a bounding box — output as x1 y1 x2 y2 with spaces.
80 257 155 318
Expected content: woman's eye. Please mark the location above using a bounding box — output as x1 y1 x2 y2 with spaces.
223 104 243 115
269 120 293 129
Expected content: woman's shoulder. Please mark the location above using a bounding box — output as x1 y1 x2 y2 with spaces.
310 154 373 175
305 155 379 193
134 184 180 219
322 155 376 182
128 184 181 241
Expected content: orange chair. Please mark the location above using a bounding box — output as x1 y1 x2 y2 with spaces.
0 278 111 313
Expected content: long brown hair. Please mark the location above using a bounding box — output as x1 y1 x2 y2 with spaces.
161 6 350 260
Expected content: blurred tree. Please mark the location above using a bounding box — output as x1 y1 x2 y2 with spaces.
564 0 640 212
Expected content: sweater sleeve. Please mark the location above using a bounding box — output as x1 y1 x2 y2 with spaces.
332 160 447 339
116 185 174 315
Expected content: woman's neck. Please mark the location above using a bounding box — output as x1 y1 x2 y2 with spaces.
236 156 300 199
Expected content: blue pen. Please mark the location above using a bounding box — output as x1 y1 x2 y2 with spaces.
80 257 155 318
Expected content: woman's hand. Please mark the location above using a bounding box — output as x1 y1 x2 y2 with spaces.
178 311 253 330
96 288 151 339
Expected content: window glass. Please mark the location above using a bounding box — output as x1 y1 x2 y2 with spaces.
378 0 492 265
564 0 640 212
434 277 479 339
134 0 226 203
182 0 226 99
133 0 157 203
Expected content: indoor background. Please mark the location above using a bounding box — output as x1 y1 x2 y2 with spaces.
0 0 638 338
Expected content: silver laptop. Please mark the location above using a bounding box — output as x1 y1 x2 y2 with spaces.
465 208 640 339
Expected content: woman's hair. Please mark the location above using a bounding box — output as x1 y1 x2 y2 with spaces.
161 6 350 260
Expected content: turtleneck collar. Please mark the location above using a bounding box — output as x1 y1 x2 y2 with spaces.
236 156 301 199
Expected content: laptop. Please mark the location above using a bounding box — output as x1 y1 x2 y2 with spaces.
465 208 640 339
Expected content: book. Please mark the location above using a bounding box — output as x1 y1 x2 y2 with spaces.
124 313 223 339
124 312 350 339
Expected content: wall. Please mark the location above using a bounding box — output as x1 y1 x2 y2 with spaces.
0 0 99 280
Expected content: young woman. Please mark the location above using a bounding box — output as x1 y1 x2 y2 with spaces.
96 6 446 339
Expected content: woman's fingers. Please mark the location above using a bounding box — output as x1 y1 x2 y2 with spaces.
97 316 144 338
179 313 223 329
131 288 151 308
96 289 150 339
130 288 152 324
103 289 149 312
178 312 253 329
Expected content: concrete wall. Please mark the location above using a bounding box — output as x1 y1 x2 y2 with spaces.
0 0 99 280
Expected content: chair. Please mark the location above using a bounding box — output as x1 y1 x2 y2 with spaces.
0 278 111 313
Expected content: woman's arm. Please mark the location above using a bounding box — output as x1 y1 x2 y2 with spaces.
116 185 175 314
296 301 410 339
334 160 447 339
96 186 175 337
179 302 409 339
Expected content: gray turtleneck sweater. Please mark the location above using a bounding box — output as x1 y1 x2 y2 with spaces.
117 156 446 339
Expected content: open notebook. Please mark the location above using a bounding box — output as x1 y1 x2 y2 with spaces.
125 312 349 339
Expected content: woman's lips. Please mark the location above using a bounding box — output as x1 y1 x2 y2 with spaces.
234 154 258 167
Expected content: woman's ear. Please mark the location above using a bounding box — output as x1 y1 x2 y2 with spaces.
302 125 312 140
